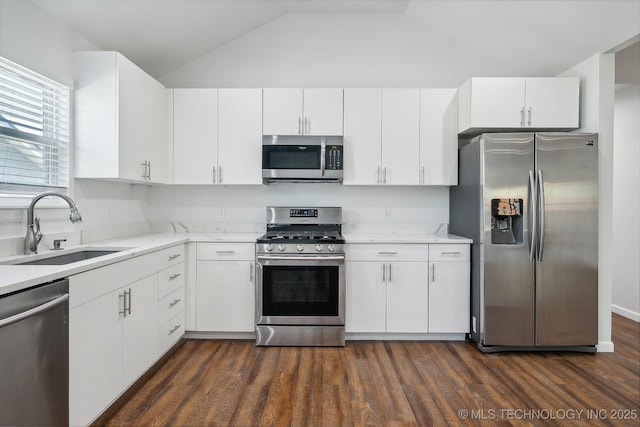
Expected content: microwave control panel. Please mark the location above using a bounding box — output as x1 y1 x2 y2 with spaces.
326 146 343 170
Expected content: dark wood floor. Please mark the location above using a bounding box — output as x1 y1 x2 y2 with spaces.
104 314 639 426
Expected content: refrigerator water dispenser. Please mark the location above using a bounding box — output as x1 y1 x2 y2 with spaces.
491 198 522 244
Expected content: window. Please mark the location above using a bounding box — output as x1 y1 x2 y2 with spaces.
0 56 70 196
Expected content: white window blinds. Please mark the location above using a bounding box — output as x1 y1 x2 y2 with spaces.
0 56 70 195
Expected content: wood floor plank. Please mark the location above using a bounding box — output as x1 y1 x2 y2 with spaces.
103 315 640 427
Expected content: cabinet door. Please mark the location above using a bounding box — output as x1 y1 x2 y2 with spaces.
117 54 166 183
69 291 122 427
381 89 420 185
218 89 263 184
173 88 218 184
468 77 525 129
262 88 303 135
419 88 458 185
122 274 159 387
386 262 428 333
196 260 255 332
525 77 579 128
302 88 344 135
428 261 470 333
343 89 382 185
345 261 386 333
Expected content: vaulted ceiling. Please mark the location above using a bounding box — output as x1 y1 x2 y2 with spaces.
31 0 640 80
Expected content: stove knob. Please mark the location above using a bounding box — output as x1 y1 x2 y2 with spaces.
327 244 335 252
266 244 274 252
278 244 285 252
296 244 304 252
316 244 323 252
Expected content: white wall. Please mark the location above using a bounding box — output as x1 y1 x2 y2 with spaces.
612 84 640 321
0 0 151 257
559 53 616 350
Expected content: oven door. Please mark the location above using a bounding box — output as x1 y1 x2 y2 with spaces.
256 254 345 326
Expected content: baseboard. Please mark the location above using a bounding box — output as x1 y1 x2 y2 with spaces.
597 341 615 353
611 304 640 322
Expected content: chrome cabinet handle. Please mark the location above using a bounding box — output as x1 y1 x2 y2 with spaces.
169 273 182 280
520 107 525 127
218 166 222 184
431 264 435 283
249 262 254 282
168 254 182 261
383 167 388 184
527 107 532 127
388 263 392 283
126 288 132 316
537 170 545 262
305 117 310 134
420 167 425 184
440 251 461 255
0 294 68 328
382 263 386 282
216 250 236 255
528 170 537 262
378 251 398 255
377 167 381 184
169 298 182 308
298 117 302 135
148 161 151 180
168 325 181 335
212 166 216 183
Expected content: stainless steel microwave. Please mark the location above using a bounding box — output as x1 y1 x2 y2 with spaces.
262 135 343 183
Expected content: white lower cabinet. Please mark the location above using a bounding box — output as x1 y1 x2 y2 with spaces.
428 244 471 333
69 244 185 426
195 243 255 332
346 243 470 335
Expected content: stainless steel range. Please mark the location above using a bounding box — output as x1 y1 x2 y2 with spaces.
255 207 345 346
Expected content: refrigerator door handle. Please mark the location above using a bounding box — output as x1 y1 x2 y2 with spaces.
528 170 537 262
537 170 545 262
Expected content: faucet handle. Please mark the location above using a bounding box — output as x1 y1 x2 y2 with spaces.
53 239 67 250
34 217 43 244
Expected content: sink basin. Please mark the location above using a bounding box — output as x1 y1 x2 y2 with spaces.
12 249 124 266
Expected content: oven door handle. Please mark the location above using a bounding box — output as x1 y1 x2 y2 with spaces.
256 255 345 262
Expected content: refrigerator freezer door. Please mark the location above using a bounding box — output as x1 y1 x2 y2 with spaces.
535 133 598 346
482 133 536 346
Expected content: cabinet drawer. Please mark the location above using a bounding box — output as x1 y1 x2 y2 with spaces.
159 312 185 353
197 243 254 261
158 263 185 298
429 244 470 262
346 244 428 262
69 253 157 308
157 245 185 270
159 287 185 326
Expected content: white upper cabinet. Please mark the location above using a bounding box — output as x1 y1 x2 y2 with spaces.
381 89 420 185
171 88 262 185
343 88 382 185
343 88 421 186
458 77 579 135
75 51 166 183
262 88 343 135
419 88 458 186
218 89 263 185
172 88 218 184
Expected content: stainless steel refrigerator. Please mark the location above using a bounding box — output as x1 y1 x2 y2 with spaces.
450 133 598 352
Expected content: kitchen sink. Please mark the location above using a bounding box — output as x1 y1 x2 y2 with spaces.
5 249 128 266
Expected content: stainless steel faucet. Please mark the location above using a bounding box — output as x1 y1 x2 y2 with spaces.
24 192 83 255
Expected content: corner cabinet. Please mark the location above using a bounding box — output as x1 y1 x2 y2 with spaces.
75 51 166 183
262 88 343 136
458 77 579 135
68 244 185 426
170 88 262 185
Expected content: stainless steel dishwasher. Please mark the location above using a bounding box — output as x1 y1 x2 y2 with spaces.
0 278 69 426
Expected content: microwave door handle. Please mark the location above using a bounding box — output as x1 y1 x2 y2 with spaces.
320 137 326 177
